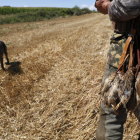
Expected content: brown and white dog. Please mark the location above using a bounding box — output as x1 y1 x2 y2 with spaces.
0 41 10 70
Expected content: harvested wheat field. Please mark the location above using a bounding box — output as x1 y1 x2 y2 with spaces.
0 13 140 140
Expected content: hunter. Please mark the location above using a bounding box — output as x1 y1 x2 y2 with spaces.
95 0 140 140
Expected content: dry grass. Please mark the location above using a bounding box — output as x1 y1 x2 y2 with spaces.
0 13 140 140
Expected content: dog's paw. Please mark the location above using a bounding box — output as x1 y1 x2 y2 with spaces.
5 62 10 65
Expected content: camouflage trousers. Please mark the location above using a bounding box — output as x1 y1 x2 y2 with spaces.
106 33 128 68
96 33 128 140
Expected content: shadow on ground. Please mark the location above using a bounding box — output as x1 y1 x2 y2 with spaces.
7 61 23 75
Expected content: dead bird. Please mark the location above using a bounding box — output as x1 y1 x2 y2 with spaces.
101 72 116 96
134 72 140 111
116 68 135 111
0 41 10 70
107 76 119 107
102 72 118 108
102 68 135 114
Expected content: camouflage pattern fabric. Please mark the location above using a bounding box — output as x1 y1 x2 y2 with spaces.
106 33 127 68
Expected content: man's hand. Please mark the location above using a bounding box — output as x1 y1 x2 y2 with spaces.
95 0 111 14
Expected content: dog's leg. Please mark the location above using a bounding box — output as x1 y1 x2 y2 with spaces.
0 56 5 70
3 43 9 65
5 51 10 65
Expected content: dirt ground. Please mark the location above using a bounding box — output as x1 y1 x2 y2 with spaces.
0 13 140 140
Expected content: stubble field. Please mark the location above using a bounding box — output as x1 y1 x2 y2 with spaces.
0 13 140 140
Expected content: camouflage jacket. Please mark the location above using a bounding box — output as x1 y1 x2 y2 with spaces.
109 0 140 22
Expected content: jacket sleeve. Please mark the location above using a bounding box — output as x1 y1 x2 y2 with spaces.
108 0 140 22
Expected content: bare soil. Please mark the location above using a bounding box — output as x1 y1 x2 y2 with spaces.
0 13 140 140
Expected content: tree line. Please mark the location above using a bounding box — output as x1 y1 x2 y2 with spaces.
0 6 97 24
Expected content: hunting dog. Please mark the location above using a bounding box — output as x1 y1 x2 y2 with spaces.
0 41 10 70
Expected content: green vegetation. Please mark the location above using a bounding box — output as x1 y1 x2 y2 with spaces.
0 6 96 24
